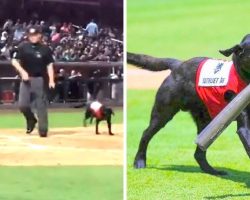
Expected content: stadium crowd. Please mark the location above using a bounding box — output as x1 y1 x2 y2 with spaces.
0 18 123 104
0 19 123 62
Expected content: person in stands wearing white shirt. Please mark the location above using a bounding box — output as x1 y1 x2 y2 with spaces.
85 19 98 37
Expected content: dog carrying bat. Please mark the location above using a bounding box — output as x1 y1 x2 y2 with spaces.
128 34 250 175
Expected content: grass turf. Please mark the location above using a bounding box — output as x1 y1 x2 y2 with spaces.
0 108 123 129
128 0 250 60
0 166 122 200
128 0 250 199
127 90 250 200
0 108 123 200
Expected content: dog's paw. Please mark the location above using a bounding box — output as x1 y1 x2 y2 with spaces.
109 132 114 136
134 159 146 169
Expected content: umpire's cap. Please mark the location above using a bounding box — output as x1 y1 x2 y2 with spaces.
27 26 42 35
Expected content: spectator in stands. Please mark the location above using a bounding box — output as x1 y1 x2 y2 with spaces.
13 24 25 41
0 19 123 62
85 19 98 37
49 23 57 37
27 20 34 30
2 19 13 33
40 21 50 38
60 22 69 33
22 22 28 32
51 30 61 43
1 31 8 43
0 43 11 60
14 19 21 29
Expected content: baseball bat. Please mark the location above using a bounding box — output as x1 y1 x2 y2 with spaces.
195 83 250 151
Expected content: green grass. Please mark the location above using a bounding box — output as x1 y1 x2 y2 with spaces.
127 90 250 200
128 0 250 199
0 108 123 199
0 166 123 200
128 0 250 59
0 108 123 128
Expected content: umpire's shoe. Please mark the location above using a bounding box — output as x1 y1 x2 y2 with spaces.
26 118 37 134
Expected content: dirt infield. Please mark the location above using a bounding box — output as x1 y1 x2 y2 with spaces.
127 65 171 89
0 124 123 166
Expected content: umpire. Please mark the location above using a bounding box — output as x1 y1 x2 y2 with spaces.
11 26 55 137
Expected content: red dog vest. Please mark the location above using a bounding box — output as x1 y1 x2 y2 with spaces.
90 101 104 119
196 59 247 118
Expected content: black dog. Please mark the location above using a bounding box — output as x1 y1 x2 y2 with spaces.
84 101 114 135
127 34 250 175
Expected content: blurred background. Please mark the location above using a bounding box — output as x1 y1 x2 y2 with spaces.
0 0 123 107
127 0 250 59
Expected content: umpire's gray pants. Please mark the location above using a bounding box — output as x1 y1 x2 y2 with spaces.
18 77 48 132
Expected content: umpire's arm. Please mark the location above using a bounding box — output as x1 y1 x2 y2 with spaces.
11 44 29 81
47 62 55 89
45 47 55 89
11 59 29 81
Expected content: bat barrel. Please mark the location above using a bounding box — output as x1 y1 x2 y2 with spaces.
195 83 250 151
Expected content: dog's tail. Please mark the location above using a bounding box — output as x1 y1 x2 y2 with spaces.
127 52 182 71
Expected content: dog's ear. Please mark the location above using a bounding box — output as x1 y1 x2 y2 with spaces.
219 44 243 57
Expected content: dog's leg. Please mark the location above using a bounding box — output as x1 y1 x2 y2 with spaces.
225 91 250 157
96 119 100 135
194 147 227 175
236 109 250 158
90 116 94 124
107 116 114 136
134 100 179 169
83 111 90 127
192 111 228 175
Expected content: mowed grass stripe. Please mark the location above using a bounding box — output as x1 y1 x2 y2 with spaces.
0 166 122 200
0 109 123 128
128 0 250 59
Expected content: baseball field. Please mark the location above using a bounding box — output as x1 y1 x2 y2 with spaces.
0 108 123 200
127 0 250 199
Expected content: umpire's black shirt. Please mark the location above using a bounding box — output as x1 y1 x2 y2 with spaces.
14 42 54 77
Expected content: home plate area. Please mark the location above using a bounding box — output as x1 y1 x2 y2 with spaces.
0 124 123 166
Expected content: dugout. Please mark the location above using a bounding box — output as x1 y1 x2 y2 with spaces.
0 61 123 106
